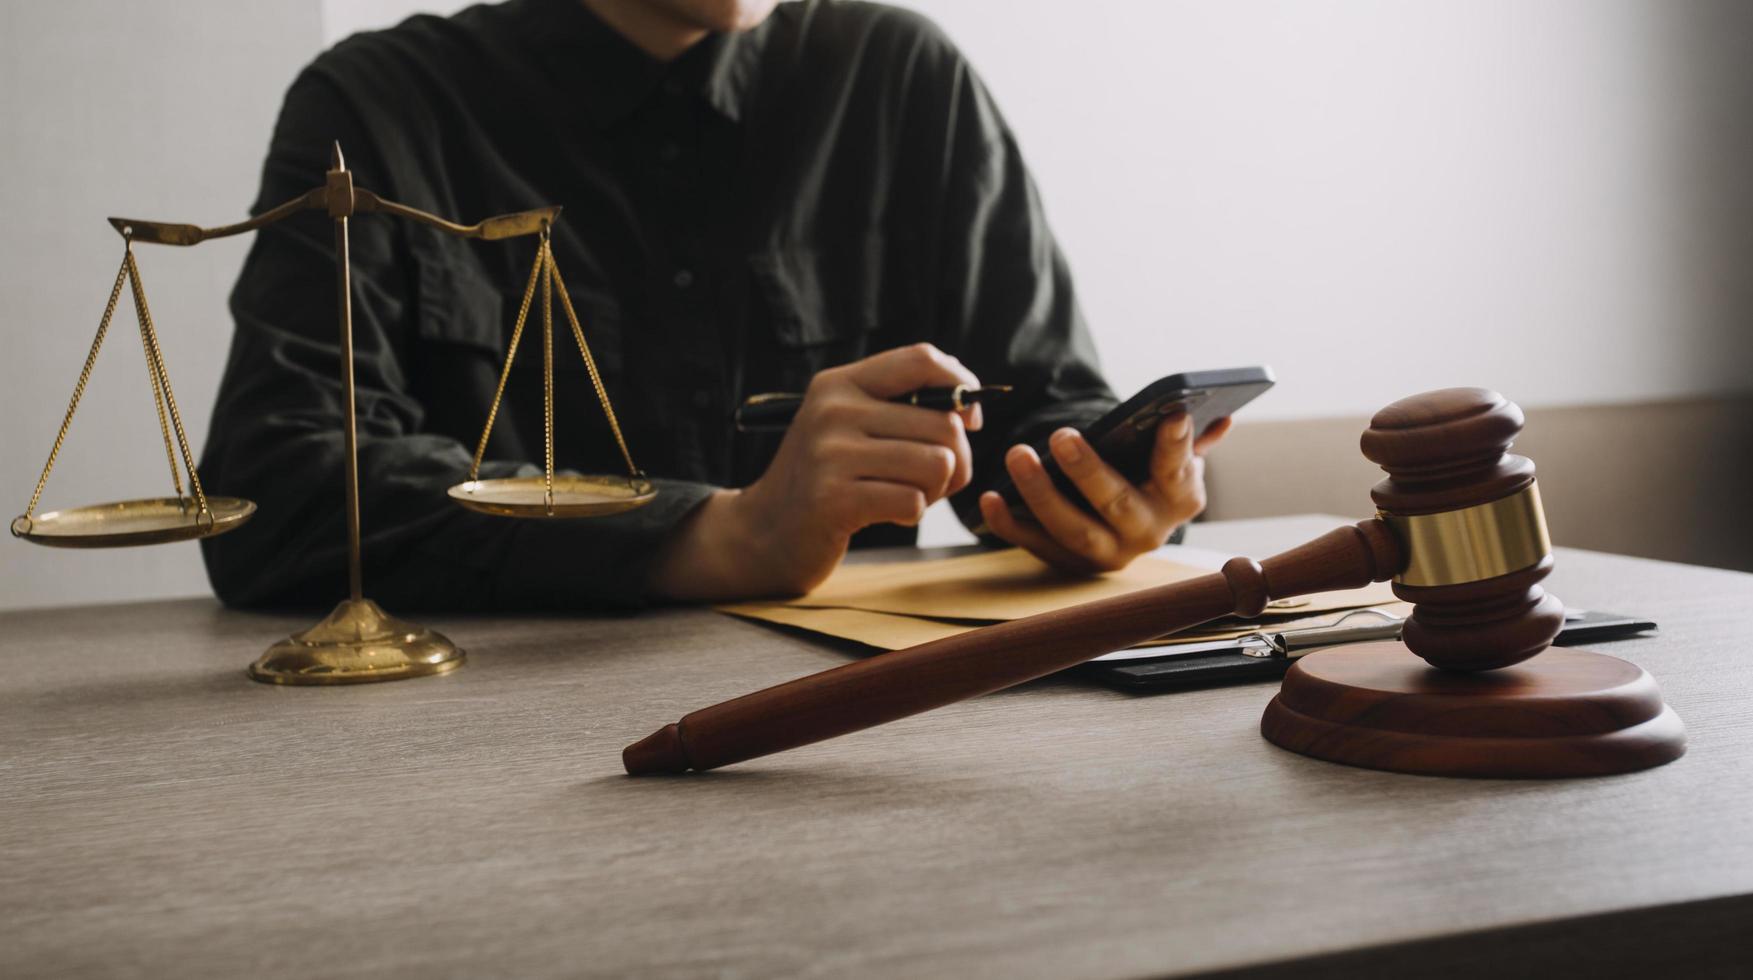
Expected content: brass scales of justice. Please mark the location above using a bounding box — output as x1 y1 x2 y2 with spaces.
11 143 655 685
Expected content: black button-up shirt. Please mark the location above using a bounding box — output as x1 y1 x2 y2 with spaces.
200 0 1116 610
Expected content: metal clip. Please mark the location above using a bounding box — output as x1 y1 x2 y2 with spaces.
1236 607 1407 659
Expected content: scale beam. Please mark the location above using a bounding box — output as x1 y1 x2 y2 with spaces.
109 193 561 246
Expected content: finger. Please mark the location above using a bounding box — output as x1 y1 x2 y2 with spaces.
1147 412 1195 489
1146 449 1208 528
1005 444 1119 564
847 480 929 528
1047 428 1160 542
979 492 1099 574
853 404 974 494
842 342 980 399
848 438 960 501
1174 455 1209 524
1193 416 1231 456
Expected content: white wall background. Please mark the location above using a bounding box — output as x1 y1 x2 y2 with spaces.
933 0 1753 414
2 1 321 610
6 1 1750 608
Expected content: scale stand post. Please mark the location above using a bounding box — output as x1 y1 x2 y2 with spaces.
247 144 464 684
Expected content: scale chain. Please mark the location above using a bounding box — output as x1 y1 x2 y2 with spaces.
124 248 211 524
548 250 642 482
12 249 132 534
131 245 188 503
541 232 555 513
467 236 544 482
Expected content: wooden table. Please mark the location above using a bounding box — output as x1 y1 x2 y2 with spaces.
4 516 1751 979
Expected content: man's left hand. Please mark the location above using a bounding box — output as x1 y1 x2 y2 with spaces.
977 413 1232 574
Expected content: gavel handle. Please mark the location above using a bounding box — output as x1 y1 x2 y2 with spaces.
624 519 1402 775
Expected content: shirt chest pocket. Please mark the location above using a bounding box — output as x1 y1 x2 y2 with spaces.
748 232 903 384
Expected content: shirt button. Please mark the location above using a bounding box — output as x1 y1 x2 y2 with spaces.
672 269 694 289
659 142 680 163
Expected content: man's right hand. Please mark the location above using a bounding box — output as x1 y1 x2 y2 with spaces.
648 343 983 600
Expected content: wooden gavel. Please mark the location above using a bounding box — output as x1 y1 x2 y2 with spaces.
624 387 1572 775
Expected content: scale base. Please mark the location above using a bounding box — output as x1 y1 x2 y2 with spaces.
1261 641 1685 778
249 598 464 685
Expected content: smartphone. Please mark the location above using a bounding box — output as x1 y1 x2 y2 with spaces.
988 366 1275 522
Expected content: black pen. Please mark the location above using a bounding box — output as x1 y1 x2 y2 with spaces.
735 384 1012 432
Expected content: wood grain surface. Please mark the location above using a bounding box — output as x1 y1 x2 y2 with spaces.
3 516 1751 979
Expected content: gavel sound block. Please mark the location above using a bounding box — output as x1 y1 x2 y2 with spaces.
624 388 1684 779
1259 388 1684 777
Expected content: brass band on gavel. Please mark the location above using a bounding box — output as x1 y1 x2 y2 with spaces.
1380 482 1551 588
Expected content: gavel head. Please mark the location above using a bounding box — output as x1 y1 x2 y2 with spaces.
1362 388 1564 671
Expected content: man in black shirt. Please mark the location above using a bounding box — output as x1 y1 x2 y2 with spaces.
200 0 1228 610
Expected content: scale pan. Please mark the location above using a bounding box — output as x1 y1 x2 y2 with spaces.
12 496 256 548
448 474 656 518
